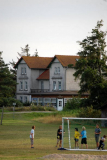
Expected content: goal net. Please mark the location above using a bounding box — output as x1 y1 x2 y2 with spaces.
62 117 107 151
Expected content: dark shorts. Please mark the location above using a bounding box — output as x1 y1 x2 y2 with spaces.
74 138 79 142
81 138 87 144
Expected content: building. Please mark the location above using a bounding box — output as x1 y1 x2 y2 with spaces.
14 55 89 110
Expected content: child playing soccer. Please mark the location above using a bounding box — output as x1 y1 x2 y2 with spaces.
56 125 62 148
95 124 101 148
81 126 88 149
74 128 80 149
98 135 106 150
56 125 65 148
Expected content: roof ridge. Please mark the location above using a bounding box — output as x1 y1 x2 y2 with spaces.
22 56 53 58
55 55 79 56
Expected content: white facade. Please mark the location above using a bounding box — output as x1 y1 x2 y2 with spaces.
15 56 83 110
49 58 66 91
66 68 80 91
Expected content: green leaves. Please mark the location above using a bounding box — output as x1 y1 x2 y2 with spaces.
74 20 107 107
0 52 17 106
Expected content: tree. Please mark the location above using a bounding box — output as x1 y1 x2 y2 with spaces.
0 52 16 106
10 59 17 79
73 20 107 108
9 59 17 97
33 49 39 57
17 44 30 59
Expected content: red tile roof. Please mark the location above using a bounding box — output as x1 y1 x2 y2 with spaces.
14 56 53 69
14 55 79 69
55 55 80 67
37 69 49 80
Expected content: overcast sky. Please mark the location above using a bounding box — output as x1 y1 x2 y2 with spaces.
0 0 107 64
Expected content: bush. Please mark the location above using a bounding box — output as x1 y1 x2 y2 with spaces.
0 97 23 107
77 105 101 118
23 101 31 106
64 97 81 110
30 104 56 111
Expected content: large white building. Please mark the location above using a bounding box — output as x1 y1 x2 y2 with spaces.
14 55 88 110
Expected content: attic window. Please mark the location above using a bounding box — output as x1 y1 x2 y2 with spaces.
21 67 26 75
54 67 60 75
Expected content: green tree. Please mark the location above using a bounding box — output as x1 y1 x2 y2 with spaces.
73 20 107 108
9 59 17 97
33 49 39 57
17 44 30 59
10 59 17 79
0 52 16 106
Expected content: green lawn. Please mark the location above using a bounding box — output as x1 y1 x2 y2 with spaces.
0 112 107 160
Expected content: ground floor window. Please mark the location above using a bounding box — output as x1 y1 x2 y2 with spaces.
32 97 56 108
24 96 27 103
20 96 23 102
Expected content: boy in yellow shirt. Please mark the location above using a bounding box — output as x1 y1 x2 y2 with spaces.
74 128 80 149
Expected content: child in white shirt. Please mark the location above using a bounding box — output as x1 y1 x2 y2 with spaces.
30 125 35 148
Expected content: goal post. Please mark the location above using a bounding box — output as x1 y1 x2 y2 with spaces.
62 117 107 151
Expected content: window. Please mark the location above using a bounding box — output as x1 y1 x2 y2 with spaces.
45 98 51 103
59 101 62 107
54 67 60 74
54 67 57 74
57 67 60 74
20 96 23 102
58 81 61 90
41 81 44 90
20 81 23 90
53 81 56 90
25 81 28 90
24 96 27 102
21 67 26 75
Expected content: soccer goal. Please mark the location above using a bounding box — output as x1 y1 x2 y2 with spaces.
62 117 107 151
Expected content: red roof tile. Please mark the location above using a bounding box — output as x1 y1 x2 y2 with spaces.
55 55 80 67
14 55 79 69
14 56 53 69
37 70 49 80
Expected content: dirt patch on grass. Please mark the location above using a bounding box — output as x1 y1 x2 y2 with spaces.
35 116 62 124
42 154 107 160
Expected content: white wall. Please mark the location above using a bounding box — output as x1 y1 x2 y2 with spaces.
16 59 31 93
49 58 66 91
66 68 80 90
38 80 49 89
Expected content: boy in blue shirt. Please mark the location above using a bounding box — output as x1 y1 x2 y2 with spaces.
81 126 88 149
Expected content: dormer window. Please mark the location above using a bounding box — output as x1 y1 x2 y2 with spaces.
54 67 57 74
54 67 60 75
21 67 26 75
57 67 60 74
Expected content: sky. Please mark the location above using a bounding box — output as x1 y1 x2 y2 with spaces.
0 0 107 64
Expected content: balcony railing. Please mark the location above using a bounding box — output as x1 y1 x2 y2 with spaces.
31 89 50 93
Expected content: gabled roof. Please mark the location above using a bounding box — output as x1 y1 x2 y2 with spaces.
47 55 80 68
37 69 49 80
14 56 53 69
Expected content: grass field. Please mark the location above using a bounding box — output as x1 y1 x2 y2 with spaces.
0 111 107 160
